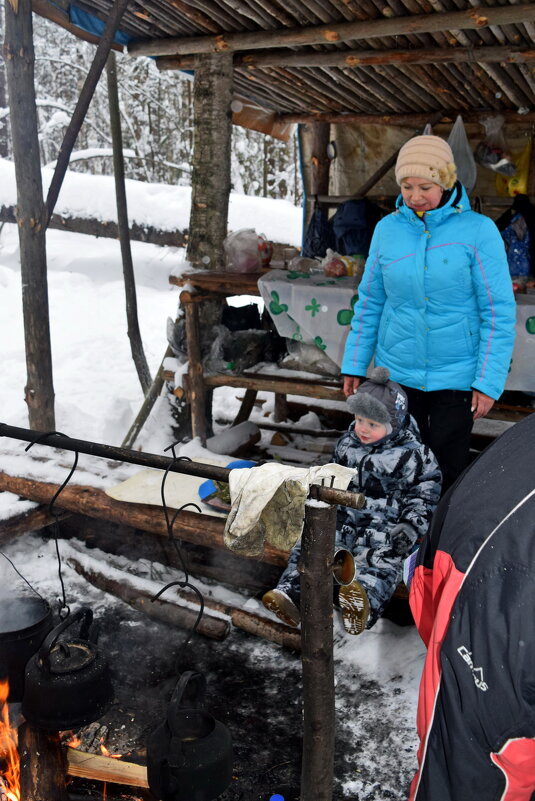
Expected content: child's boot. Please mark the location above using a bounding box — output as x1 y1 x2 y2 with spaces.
338 580 370 635
262 588 301 627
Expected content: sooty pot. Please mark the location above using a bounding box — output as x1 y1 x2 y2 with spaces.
0 595 53 702
22 606 113 731
147 671 233 801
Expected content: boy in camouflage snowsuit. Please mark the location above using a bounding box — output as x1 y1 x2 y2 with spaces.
263 367 442 634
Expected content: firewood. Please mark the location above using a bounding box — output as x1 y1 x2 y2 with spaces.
19 723 69 801
66 748 148 788
65 547 300 651
64 550 230 641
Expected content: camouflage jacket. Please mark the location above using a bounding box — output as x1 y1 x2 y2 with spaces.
333 418 442 544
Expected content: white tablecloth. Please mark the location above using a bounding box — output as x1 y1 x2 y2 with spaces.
258 269 360 368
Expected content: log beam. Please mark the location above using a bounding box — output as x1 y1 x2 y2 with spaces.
0 471 288 567
278 109 535 126
156 44 535 72
0 204 187 248
128 4 535 58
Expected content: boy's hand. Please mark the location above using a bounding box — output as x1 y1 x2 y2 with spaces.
343 375 362 397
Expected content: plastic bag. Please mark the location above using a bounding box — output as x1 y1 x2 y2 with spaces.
475 115 516 175
320 249 365 278
447 115 477 193
223 229 273 272
496 137 532 197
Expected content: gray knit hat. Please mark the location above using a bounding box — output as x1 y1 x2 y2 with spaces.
347 367 408 434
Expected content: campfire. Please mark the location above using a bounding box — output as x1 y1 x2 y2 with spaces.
0 681 20 801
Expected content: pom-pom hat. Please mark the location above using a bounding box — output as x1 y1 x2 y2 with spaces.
347 367 408 435
395 135 457 190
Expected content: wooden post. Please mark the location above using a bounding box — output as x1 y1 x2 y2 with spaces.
183 294 207 443
106 51 152 396
186 52 233 269
299 121 331 235
18 723 69 801
299 491 336 801
0 2 9 159
4 0 55 430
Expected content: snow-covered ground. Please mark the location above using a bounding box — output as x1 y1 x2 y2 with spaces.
0 161 424 799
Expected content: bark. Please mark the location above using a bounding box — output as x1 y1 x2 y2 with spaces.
186 52 233 269
4 0 55 431
300 495 337 801
0 204 187 247
106 52 152 395
0 2 9 159
299 121 330 233
18 723 69 801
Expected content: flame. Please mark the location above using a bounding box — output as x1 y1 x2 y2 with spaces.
0 681 20 801
67 735 82 749
99 740 121 759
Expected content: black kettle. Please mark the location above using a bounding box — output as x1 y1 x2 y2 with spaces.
22 606 113 731
147 671 233 801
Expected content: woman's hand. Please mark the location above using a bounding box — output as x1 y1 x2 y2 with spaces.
471 390 495 420
343 375 362 397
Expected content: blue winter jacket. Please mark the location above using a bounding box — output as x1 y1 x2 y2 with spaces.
341 183 517 399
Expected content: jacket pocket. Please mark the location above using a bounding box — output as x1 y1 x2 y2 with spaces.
378 307 393 348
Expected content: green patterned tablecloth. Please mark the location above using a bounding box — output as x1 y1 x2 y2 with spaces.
258 269 361 368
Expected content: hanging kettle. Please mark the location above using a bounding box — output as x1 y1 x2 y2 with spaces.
22 606 113 731
147 671 233 801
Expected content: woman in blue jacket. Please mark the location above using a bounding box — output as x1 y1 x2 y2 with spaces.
342 135 516 489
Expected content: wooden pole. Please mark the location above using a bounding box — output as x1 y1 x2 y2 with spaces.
4 0 55 431
44 0 130 226
121 346 173 449
18 723 69 801
106 51 152 396
157 44 535 72
128 3 535 57
300 492 336 801
183 295 207 443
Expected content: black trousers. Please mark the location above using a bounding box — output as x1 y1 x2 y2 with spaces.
401 386 473 492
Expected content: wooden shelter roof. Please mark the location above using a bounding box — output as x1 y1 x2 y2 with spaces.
35 0 535 123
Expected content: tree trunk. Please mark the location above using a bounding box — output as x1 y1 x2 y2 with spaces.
0 2 9 159
186 52 233 269
299 121 331 234
106 52 152 395
300 494 336 801
4 0 55 430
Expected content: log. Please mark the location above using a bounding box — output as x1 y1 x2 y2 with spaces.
18 723 69 801
128 4 535 57
0 505 70 544
280 109 535 126
0 471 288 568
203 373 346 403
157 44 535 72
66 548 300 650
0 204 187 248
65 551 230 641
66 748 148 788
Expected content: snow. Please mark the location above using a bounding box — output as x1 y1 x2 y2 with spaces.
0 160 422 797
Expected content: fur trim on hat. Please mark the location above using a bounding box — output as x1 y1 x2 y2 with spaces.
395 135 457 190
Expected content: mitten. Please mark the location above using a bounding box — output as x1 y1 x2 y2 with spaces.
390 522 418 556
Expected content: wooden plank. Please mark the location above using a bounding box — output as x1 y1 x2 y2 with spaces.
128 4 535 57
170 270 265 295
204 373 346 402
66 748 149 788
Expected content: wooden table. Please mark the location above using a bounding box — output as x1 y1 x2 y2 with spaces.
168 269 347 442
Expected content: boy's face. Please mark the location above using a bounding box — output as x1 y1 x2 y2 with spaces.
354 415 388 444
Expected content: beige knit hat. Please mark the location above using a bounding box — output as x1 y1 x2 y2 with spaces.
395 135 457 190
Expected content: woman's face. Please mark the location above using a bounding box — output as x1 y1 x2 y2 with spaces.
400 178 444 212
